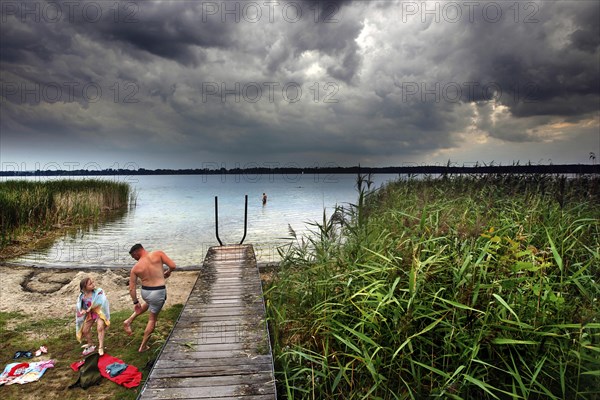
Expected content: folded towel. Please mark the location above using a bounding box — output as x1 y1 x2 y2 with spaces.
105 362 128 377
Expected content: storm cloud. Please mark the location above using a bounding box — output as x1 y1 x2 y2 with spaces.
1 0 598 169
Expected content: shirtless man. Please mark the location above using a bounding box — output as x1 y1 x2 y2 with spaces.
123 243 176 352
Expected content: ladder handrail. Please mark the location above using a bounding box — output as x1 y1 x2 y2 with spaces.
240 194 248 245
214 195 248 246
215 196 222 246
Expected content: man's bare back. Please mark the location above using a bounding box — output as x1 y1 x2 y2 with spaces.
131 250 176 287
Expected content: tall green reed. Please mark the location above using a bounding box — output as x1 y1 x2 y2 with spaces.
0 179 132 248
265 174 600 399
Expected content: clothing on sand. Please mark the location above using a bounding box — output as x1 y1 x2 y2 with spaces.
68 352 102 389
0 360 55 385
71 353 142 388
98 354 141 388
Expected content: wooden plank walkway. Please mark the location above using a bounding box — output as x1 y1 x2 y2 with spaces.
138 244 277 399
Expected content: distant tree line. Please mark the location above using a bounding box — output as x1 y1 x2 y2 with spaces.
1 164 598 177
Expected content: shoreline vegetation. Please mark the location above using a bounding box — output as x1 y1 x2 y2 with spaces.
0 175 193 399
265 173 599 399
0 179 134 260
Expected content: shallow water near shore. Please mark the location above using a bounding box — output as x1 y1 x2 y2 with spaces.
3 173 397 268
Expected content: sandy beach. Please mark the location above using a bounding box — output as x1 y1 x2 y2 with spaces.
0 265 200 320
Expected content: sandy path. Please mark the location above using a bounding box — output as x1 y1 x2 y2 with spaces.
0 266 199 319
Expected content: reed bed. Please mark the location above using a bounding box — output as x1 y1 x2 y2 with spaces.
0 179 132 248
265 174 600 399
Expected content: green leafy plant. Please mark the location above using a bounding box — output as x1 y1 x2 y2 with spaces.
265 174 600 399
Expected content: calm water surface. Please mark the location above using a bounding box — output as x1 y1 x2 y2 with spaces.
6 174 398 268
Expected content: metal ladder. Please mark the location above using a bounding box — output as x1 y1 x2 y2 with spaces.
214 195 248 246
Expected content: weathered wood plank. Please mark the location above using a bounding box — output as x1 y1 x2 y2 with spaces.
150 363 272 374
150 362 274 378
138 244 276 400
168 324 263 339
145 373 274 389
141 385 274 399
169 331 266 344
184 295 262 303
142 396 273 400
154 355 273 369
168 323 256 334
177 306 265 317
152 350 259 362
162 341 268 353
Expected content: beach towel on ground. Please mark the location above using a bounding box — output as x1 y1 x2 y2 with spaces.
71 353 142 388
75 288 110 342
98 354 142 388
0 360 55 385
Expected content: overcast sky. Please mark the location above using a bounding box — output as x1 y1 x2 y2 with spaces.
1 0 599 171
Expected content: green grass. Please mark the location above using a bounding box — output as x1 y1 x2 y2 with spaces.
0 305 183 399
265 174 600 399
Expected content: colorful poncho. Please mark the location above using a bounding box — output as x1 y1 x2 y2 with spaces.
75 288 110 342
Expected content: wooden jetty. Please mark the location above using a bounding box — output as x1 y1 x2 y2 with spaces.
138 244 277 399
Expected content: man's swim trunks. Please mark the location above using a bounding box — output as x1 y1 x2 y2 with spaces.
141 285 167 314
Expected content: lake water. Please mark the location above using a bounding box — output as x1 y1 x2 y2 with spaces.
5 173 399 268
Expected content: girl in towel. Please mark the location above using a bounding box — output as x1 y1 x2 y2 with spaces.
76 277 110 356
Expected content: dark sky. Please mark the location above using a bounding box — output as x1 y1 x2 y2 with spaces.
1 0 599 171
